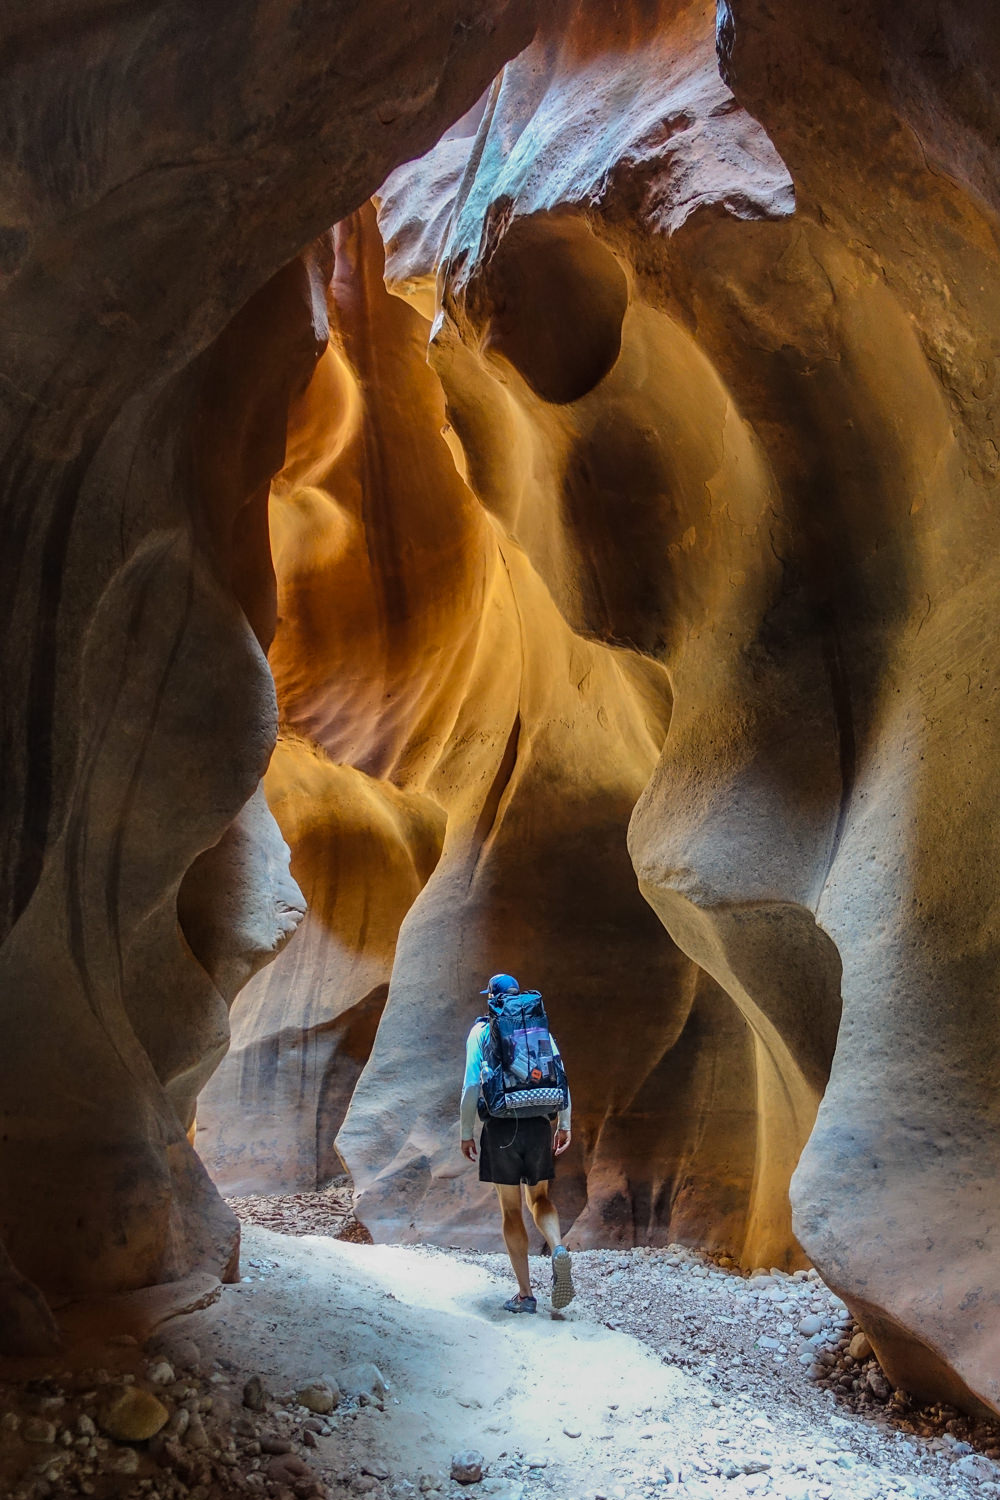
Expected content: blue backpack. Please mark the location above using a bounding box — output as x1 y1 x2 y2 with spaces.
477 989 569 1120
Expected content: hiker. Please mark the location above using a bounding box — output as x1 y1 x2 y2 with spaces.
460 972 575 1314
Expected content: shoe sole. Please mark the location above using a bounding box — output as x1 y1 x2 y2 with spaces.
551 1253 575 1309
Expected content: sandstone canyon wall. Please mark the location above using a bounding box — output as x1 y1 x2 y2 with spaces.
201 0 1000 1423
360 0 1000 1421
0 0 537 1350
198 209 718 1259
2 0 1000 1431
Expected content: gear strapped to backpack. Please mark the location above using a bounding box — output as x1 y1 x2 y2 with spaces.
476 988 569 1121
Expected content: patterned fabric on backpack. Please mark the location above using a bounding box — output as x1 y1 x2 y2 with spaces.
478 989 569 1119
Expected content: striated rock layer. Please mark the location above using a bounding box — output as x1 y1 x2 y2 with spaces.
198 7 815 1272
0 1 537 1347
198 209 721 1252
195 736 446 1195
3 0 1000 1429
367 0 822 1260
357 0 1000 1420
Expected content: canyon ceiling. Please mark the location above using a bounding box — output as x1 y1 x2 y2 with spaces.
2 0 1000 1429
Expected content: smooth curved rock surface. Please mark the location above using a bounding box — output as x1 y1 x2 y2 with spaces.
3 0 1000 1428
199 208 740 1250
376 0 822 1268
196 736 446 1194
368 0 1000 1416
0 0 538 1340
715 0 1000 1420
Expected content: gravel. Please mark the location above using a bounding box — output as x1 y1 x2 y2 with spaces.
3 1196 998 1500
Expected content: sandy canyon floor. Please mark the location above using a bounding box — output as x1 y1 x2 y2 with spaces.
2 1188 999 1500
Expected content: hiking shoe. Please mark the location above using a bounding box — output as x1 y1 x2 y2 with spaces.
551 1246 575 1309
503 1293 537 1314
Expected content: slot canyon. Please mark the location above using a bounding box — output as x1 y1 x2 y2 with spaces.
2 2 1000 1498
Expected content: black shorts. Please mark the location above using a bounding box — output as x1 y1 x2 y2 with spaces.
478 1115 555 1186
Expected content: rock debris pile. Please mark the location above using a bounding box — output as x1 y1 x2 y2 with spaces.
449 1241 1000 1500
226 1180 373 1243
3 1228 999 1500
0 1342 386 1500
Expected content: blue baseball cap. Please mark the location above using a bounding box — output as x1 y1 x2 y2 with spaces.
481 973 519 997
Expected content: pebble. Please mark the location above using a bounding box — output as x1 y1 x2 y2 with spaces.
719 1454 772 1478
337 1363 387 1404
184 1412 210 1449
166 1406 190 1438
956 1454 997 1482
150 1334 201 1371
849 1332 873 1361
22 1418 56 1444
451 1451 485 1484
97 1387 169 1441
297 1381 338 1414
267 1451 310 1482
261 1432 294 1454
243 1374 269 1410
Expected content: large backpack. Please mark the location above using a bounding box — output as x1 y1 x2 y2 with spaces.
477 989 569 1120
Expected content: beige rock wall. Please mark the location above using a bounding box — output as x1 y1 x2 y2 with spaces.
716 0 1000 1421
0 1 537 1348
366 0 1000 1417
3 0 1000 1428
200 210 746 1253
196 737 446 1195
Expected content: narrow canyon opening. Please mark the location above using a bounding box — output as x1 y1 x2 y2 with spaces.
3 4 1000 1500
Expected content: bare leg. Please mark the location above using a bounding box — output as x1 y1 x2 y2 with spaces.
494 1183 532 1297
525 1180 562 1253
527 1179 575 1308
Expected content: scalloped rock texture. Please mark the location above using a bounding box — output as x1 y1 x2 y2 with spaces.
197 206 691 1255
0 0 536 1345
203 0 1000 1423
357 0 1000 1420
2 0 1000 1432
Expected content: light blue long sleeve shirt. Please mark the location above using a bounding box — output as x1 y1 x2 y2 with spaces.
460 1019 571 1137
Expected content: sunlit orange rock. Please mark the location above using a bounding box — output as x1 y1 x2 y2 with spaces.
196 737 445 1194
366 0 1000 1417
4 0 1000 1428
199 208 701 1250
376 0 822 1268
0 0 537 1347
